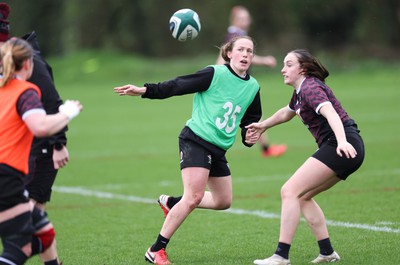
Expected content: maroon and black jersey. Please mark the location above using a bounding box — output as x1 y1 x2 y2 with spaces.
224 26 246 43
288 77 356 147
17 89 44 117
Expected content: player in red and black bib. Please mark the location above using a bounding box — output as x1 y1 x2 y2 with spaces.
0 37 81 265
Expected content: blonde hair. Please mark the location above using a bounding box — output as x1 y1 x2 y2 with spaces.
0 38 33 87
220 35 255 63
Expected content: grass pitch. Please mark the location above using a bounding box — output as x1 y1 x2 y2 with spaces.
19 51 400 264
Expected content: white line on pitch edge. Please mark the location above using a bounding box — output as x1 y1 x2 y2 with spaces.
53 186 400 234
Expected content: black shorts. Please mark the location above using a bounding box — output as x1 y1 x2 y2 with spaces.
0 164 29 211
25 153 58 203
179 126 231 177
312 132 365 180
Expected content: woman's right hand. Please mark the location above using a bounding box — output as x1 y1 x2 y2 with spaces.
59 100 83 120
114 85 146 96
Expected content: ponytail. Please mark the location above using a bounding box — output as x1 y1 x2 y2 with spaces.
290 49 329 83
0 38 33 87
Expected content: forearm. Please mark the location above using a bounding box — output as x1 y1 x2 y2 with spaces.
43 114 72 137
261 107 294 130
245 106 294 145
240 91 262 146
327 113 347 143
143 67 213 99
27 113 71 138
320 105 347 144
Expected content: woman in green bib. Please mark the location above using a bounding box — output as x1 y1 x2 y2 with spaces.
114 35 262 265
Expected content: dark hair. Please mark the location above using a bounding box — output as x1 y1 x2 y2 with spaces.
220 35 255 63
0 38 33 87
290 49 329 83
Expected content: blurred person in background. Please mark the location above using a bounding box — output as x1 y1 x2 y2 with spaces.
247 49 365 265
0 37 82 264
216 5 287 158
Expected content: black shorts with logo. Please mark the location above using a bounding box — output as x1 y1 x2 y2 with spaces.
178 126 231 177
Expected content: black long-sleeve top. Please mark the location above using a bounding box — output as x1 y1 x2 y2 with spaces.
142 65 262 147
23 31 67 155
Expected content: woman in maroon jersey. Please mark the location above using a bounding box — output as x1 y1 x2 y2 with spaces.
247 49 365 265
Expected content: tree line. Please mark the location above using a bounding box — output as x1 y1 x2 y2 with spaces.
8 0 400 59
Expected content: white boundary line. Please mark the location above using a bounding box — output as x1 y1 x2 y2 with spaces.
53 186 400 234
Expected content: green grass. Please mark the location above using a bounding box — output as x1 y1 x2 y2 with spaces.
17 50 400 264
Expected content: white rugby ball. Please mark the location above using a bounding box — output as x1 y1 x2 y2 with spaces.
169 9 201 41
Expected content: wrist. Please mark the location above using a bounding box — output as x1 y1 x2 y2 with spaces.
59 100 80 120
54 143 64 151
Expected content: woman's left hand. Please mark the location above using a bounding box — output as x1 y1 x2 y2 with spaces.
53 145 69 169
337 141 357 158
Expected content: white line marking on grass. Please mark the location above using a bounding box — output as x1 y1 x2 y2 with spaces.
53 186 154 204
375 221 399 226
325 220 400 233
53 186 400 234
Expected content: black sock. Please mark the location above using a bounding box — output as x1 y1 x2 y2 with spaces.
262 144 270 151
275 242 291 259
167 196 182 209
318 238 334 255
44 259 59 265
151 234 170 252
